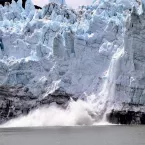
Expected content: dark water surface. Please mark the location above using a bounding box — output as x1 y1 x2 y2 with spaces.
0 126 145 145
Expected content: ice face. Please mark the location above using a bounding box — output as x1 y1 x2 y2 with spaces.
0 0 132 99
0 0 145 127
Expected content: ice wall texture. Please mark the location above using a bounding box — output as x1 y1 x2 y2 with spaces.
0 0 144 113
48 0 66 5
114 4 145 106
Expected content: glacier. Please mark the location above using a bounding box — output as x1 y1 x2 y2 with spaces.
0 0 145 127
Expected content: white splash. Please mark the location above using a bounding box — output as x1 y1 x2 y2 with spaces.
1 100 96 127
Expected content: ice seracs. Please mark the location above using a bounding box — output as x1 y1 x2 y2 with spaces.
42 2 77 23
64 31 75 57
0 10 3 21
48 0 66 5
53 33 64 58
25 0 35 16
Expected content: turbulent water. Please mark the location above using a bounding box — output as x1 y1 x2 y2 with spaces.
0 0 145 127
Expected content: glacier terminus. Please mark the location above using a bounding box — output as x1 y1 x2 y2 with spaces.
0 0 145 126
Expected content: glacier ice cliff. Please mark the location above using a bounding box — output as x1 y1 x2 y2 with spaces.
0 0 145 126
